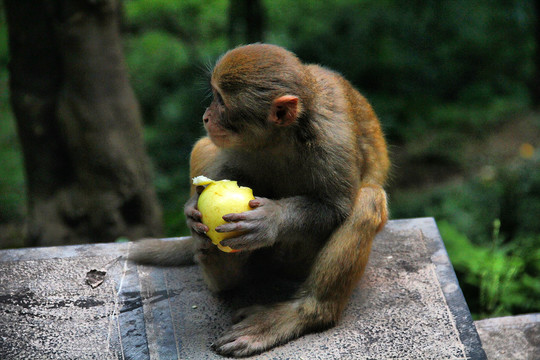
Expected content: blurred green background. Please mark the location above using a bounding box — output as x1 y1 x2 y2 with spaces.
0 0 538 319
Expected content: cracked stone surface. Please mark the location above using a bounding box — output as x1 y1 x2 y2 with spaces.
0 218 486 359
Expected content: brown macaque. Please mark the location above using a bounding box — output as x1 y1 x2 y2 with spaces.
132 44 390 357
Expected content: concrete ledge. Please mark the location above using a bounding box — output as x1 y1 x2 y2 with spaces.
0 218 487 359
475 314 540 360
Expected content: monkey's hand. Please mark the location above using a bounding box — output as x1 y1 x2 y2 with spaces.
215 197 281 251
184 189 212 249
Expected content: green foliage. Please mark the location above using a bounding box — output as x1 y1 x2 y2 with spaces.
125 31 190 114
266 0 533 148
125 0 229 56
439 219 539 318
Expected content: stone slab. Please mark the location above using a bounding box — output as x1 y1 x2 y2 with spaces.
0 218 486 359
475 314 539 360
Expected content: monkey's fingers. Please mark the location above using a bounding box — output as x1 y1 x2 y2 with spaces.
221 212 247 222
192 222 209 234
214 223 256 250
222 209 264 223
248 198 263 208
187 217 209 234
184 205 203 219
213 320 271 356
219 232 272 252
215 222 246 233
186 209 209 234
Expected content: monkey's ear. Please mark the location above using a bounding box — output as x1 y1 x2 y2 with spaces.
270 95 299 126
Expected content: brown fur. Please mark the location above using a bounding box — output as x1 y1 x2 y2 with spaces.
132 44 390 357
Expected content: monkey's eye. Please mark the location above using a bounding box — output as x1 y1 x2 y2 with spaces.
215 91 225 106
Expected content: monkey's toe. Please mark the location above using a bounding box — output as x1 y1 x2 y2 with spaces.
214 325 277 358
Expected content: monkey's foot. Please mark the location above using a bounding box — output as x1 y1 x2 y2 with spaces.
212 300 334 357
212 304 298 357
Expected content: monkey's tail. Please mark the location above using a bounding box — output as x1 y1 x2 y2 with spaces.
129 237 196 266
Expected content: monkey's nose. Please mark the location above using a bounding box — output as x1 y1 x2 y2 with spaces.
203 117 209 124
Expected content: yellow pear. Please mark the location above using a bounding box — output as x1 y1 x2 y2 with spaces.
193 176 255 252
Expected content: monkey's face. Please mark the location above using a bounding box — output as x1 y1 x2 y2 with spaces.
203 82 275 150
203 84 300 150
203 44 309 149
202 87 235 148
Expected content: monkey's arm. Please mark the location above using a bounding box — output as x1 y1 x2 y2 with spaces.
215 194 349 252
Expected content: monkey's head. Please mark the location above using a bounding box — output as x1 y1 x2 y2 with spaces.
203 44 313 149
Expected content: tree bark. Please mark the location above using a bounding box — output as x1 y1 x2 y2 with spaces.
5 0 162 246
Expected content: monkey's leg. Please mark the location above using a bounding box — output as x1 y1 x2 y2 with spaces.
213 185 388 357
196 244 252 293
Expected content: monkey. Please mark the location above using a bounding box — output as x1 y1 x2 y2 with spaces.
131 43 390 357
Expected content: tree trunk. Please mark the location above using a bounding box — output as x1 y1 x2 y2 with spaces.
4 0 162 246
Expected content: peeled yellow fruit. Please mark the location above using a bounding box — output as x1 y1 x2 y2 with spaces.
193 176 255 253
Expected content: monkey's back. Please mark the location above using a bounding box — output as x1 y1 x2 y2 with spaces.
305 64 390 187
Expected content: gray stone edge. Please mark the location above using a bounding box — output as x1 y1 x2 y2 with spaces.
388 217 487 360
475 313 540 329
0 219 489 359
